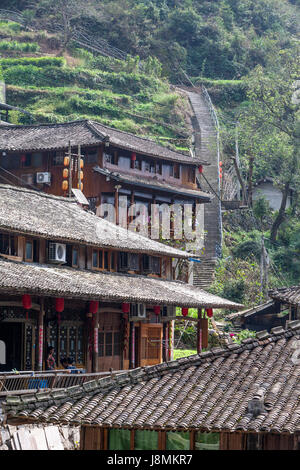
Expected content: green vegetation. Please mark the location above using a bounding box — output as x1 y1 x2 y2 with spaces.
0 1 299 317
173 349 197 360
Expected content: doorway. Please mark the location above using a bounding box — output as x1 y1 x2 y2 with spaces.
0 322 23 372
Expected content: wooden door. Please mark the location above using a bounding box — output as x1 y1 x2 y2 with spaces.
140 323 163 367
98 312 122 371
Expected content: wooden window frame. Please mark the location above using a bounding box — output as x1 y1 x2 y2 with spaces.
25 239 33 262
72 246 79 268
92 249 116 272
98 331 121 358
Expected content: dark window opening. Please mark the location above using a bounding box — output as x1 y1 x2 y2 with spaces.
0 233 17 256
119 252 129 271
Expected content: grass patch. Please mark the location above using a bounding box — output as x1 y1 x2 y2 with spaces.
173 349 197 360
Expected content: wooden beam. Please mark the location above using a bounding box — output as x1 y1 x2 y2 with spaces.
0 301 40 311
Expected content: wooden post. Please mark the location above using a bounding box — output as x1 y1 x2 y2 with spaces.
130 430 135 450
68 141 72 198
78 144 81 191
197 309 202 354
93 311 99 373
129 321 135 369
38 298 44 371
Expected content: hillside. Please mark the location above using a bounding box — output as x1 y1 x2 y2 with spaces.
0 1 299 311
0 21 192 151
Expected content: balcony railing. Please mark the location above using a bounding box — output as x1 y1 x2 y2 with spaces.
0 369 126 396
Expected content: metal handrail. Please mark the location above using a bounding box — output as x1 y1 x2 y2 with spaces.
0 370 127 395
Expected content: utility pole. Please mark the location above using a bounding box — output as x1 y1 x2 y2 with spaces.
235 122 241 201
260 236 270 299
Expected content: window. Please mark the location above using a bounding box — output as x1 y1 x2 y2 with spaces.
118 252 129 271
92 249 113 271
1 154 20 170
156 162 162 175
142 255 161 275
110 252 116 271
0 233 17 256
98 331 121 357
151 256 161 275
118 155 130 169
174 163 180 179
52 151 64 166
134 158 142 170
142 254 151 273
104 152 116 165
25 240 33 262
85 148 98 164
129 253 140 271
72 247 79 267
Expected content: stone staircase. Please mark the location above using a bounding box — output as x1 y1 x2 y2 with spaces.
182 87 222 288
193 258 218 289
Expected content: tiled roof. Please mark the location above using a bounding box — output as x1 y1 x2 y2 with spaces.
0 119 207 165
226 301 276 321
94 167 212 201
0 184 191 258
269 286 300 307
4 322 300 433
0 257 243 309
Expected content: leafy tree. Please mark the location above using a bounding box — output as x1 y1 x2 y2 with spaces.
240 49 300 242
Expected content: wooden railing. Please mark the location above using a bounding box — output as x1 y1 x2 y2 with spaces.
0 370 126 396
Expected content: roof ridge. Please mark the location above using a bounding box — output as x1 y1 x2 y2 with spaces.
4 322 300 415
90 120 188 156
0 183 76 203
0 119 90 130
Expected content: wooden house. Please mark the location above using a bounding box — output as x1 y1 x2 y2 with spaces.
0 120 211 233
0 184 241 373
227 286 300 332
3 321 300 450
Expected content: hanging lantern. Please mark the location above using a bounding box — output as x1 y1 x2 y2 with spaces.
55 298 64 325
131 153 137 161
62 180 68 191
80 159 84 169
154 305 161 315
21 154 26 164
79 170 84 181
122 303 130 314
63 168 69 179
198 165 203 174
206 308 213 318
77 182 83 191
182 307 189 317
55 298 64 313
22 294 32 320
64 156 70 167
89 300 99 315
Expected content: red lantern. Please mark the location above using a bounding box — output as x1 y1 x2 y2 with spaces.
22 294 32 320
55 298 64 325
55 298 64 313
154 305 161 315
206 308 213 318
89 301 99 315
131 153 137 161
22 294 32 310
198 165 203 174
122 303 130 314
182 307 189 317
